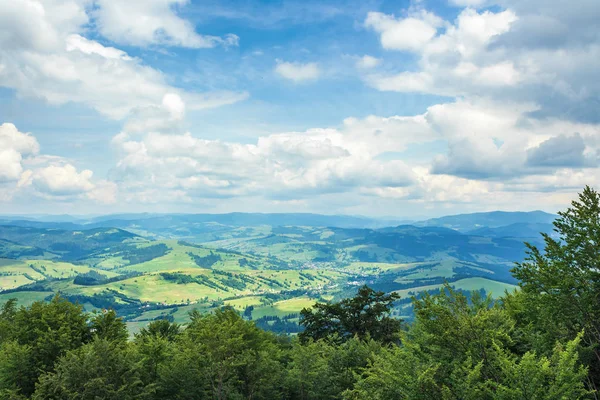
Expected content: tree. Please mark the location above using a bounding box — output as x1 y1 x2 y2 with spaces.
89 309 129 343
159 308 284 400
494 333 591 400
0 295 90 396
136 319 180 342
299 285 401 344
134 320 180 387
285 339 334 400
344 344 441 400
285 337 381 400
512 185 600 395
349 285 591 400
0 299 17 344
33 338 152 400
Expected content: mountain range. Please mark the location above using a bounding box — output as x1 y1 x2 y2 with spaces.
0 210 556 330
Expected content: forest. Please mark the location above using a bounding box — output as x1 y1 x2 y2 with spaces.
0 187 599 399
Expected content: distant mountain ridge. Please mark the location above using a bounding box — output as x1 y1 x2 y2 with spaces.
467 222 556 239
1 213 407 235
414 211 556 232
0 211 557 243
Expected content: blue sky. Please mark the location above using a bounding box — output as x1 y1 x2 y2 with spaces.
0 0 599 217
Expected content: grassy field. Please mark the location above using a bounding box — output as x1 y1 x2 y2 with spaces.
394 277 517 299
252 297 317 319
0 258 119 291
0 291 51 306
346 261 428 274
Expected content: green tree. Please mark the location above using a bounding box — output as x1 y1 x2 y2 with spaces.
136 319 180 342
0 341 34 399
408 285 514 398
89 309 129 343
33 338 152 400
159 307 284 400
494 333 591 400
350 285 591 400
285 339 334 400
344 344 440 400
0 295 90 396
299 285 401 344
0 299 17 344
512 185 600 394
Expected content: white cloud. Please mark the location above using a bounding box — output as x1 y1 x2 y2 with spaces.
162 93 186 120
426 100 600 180
5 96 597 214
105 93 600 211
356 55 381 69
65 34 131 60
92 0 239 48
108 98 420 202
364 2 600 123
365 10 445 51
0 149 25 183
366 8 519 95
32 164 94 196
275 60 321 82
0 0 247 119
0 122 116 203
0 123 39 183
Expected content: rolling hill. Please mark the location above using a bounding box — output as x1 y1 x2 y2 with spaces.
0 210 550 331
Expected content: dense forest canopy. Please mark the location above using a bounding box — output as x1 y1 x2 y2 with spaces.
1 187 599 399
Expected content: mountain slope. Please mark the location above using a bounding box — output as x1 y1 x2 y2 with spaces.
415 211 556 232
467 222 555 238
0 225 142 261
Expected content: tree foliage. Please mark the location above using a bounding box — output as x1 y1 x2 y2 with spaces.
512 185 600 395
299 285 401 344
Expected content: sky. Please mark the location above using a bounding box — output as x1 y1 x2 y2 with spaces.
0 0 599 218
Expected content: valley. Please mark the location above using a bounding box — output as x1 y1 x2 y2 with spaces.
0 211 554 333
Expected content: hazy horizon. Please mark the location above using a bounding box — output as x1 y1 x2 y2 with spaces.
0 209 556 223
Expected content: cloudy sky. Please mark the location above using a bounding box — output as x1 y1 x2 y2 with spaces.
1 0 599 217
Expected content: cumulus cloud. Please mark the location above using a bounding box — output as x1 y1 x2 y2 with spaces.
364 1 600 122
366 8 518 95
105 93 600 210
275 60 321 82
526 133 589 168
0 123 39 182
427 100 600 180
108 97 420 203
4 97 593 213
365 10 444 51
92 0 239 48
32 164 94 196
0 0 247 119
0 122 116 203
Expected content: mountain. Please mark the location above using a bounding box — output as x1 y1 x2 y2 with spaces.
0 225 142 261
0 219 84 230
415 211 556 232
467 222 556 239
0 212 544 330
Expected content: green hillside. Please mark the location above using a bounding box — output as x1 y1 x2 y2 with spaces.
0 218 530 332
